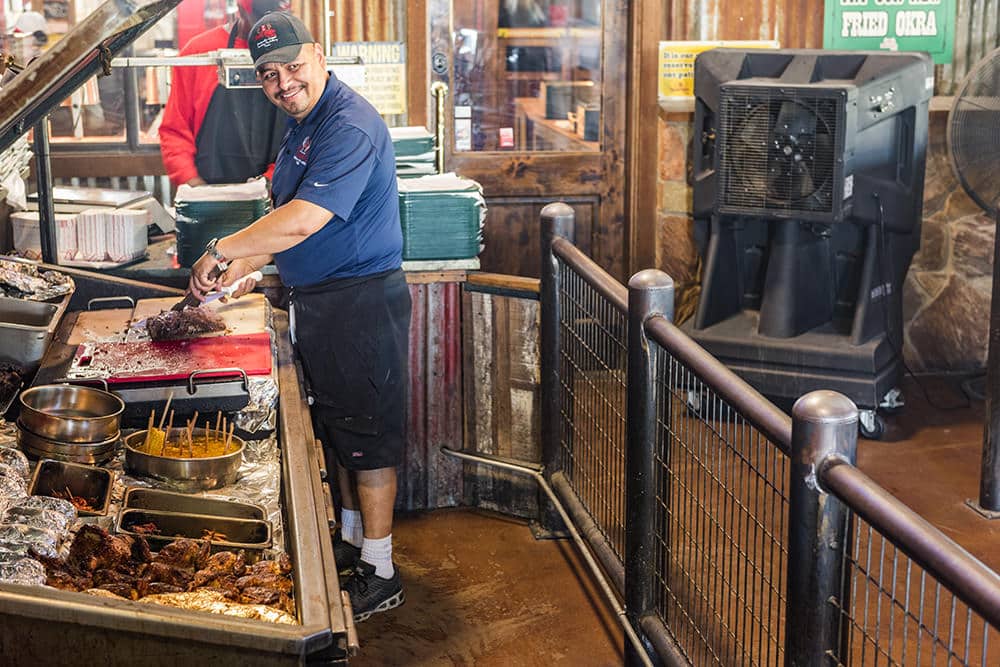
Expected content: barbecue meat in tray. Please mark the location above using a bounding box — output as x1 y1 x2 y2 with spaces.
33 525 295 623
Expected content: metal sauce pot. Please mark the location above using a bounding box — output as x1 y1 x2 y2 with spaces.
123 428 244 491
19 384 124 443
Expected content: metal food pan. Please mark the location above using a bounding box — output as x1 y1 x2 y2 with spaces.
0 292 71 376
122 487 265 521
28 458 114 516
117 508 272 552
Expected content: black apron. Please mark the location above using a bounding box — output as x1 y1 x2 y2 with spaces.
193 26 288 184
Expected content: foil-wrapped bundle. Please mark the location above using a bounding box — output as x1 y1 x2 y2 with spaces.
0 462 27 493
0 260 74 301
0 523 59 558
0 557 46 585
0 447 29 481
9 495 77 524
3 506 73 533
136 589 297 624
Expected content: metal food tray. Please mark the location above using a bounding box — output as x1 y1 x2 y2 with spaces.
117 508 272 553
0 292 72 376
28 458 114 516
121 487 265 521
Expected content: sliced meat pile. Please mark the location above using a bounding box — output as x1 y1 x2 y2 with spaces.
146 307 227 341
33 525 295 617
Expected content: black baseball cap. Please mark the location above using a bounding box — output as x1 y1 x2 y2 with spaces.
250 12 315 69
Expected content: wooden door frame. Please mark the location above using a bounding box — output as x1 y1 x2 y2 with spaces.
417 0 631 279
625 0 668 276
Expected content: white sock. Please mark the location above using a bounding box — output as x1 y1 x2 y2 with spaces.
340 509 363 548
361 535 394 578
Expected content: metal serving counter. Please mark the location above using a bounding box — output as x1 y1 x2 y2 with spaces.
0 297 351 664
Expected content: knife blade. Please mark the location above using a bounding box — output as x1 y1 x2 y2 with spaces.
171 261 227 311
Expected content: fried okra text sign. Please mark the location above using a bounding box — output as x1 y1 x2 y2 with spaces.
823 0 955 64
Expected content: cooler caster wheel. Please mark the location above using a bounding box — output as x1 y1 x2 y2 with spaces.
858 410 885 440
879 387 905 416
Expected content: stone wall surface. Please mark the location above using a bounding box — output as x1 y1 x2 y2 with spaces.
656 109 992 373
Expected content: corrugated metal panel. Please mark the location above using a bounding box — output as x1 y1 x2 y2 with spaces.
329 0 399 41
399 280 464 510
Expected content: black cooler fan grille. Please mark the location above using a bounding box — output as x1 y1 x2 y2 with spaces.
718 86 843 218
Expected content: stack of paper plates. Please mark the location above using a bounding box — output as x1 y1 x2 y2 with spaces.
397 174 486 260
174 179 270 266
391 126 437 179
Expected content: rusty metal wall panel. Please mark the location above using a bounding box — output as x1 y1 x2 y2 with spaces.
329 0 399 42
399 281 464 511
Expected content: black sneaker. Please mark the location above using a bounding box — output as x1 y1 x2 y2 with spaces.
343 560 404 622
332 530 361 575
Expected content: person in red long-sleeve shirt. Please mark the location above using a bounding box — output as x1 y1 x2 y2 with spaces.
159 0 291 186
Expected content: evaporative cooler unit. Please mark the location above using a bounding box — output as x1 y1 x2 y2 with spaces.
685 49 933 437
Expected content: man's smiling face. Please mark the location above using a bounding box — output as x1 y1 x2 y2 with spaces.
257 43 328 122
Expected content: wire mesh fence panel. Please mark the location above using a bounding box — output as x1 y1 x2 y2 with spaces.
556 259 628 562
651 341 790 666
832 517 1000 666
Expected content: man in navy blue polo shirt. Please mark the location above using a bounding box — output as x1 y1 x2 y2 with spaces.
188 11 409 622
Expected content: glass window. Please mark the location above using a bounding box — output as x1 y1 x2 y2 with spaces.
452 0 602 153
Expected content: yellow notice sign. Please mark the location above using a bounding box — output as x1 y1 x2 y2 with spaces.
658 41 779 104
330 42 407 115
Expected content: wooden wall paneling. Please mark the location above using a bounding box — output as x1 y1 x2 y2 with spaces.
479 197 596 278
490 294 513 455
461 290 541 518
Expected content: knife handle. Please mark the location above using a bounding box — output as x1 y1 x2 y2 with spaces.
173 262 228 311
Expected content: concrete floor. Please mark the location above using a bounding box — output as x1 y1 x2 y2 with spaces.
350 374 999 664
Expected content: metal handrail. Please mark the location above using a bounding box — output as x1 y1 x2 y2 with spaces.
822 459 1000 628
552 237 628 313
644 315 793 453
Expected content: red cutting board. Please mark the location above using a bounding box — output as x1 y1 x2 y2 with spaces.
70 332 272 384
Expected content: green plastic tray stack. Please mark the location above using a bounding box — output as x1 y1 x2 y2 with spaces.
391 126 437 179
398 173 486 261
173 179 271 267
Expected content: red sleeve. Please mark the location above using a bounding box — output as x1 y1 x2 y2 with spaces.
159 28 230 186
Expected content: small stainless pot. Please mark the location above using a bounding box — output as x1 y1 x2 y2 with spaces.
19 384 124 443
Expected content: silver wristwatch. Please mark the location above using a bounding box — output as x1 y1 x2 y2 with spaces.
205 237 228 264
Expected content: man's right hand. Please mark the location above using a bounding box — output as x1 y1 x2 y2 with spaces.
186 176 207 186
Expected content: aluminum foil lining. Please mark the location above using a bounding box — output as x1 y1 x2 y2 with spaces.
234 374 278 435
0 260 74 301
135 588 297 624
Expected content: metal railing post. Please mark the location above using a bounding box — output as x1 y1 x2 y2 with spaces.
625 269 674 666
539 202 576 533
785 390 858 667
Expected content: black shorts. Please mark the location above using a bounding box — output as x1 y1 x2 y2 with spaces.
291 269 411 471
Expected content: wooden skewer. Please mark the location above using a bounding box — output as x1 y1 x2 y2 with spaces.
223 422 235 454
215 411 222 441
204 418 212 453
157 391 174 431
162 409 174 456
144 410 155 451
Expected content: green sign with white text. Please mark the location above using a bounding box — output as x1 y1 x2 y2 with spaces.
824 0 955 64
